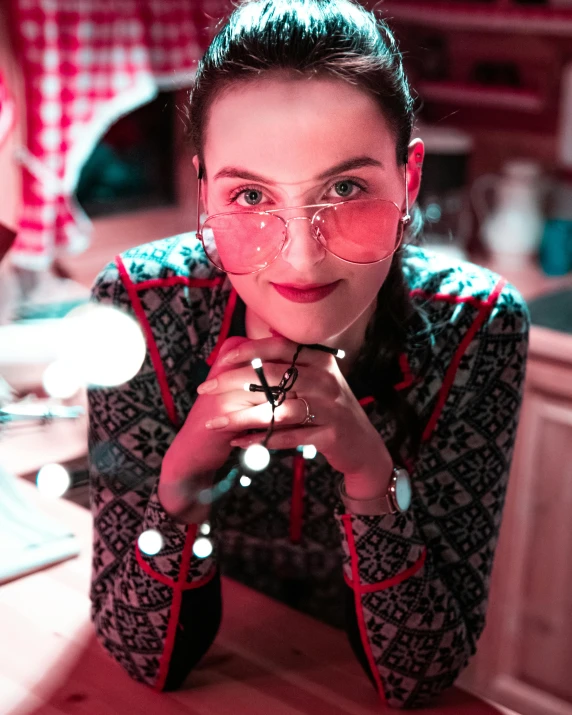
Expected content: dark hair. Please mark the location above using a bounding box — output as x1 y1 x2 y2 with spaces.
186 0 430 463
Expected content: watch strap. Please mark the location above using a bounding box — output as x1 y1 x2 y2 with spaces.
338 466 404 516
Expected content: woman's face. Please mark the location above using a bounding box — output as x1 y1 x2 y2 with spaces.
194 75 423 348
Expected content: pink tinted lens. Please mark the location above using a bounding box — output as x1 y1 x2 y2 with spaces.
315 200 402 263
201 212 284 273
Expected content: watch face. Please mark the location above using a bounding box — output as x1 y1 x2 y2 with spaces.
395 470 412 511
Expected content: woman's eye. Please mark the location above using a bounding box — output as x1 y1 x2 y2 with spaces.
329 179 365 199
228 178 366 206
229 187 265 206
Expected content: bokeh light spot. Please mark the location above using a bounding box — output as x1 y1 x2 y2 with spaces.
138 529 163 556
62 304 146 387
193 537 213 559
243 444 270 471
36 463 71 497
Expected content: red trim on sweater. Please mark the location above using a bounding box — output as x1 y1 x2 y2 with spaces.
290 454 306 544
343 546 427 593
206 286 239 367
135 543 175 587
119 263 228 690
135 540 216 591
342 514 388 706
134 275 226 291
410 289 486 308
421 278 506 443
115 255 179 427
394 352 416 391
181 567 217 591
154 523 199 691
403 456 414 473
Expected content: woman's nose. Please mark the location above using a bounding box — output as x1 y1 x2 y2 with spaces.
280 216 327 268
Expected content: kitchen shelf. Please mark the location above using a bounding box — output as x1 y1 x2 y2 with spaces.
380 2 572 35
417 81 545 112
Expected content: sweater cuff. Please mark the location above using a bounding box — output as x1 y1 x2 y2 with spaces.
135 480 216 584
334 503 426 589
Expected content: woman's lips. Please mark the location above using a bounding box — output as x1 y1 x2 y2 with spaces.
271 280 341 303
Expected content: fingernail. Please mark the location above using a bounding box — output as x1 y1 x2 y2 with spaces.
205 416 229 429
197 379 218 394
222 349 240 365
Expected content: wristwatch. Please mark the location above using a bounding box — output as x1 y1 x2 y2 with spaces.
338 466 412 516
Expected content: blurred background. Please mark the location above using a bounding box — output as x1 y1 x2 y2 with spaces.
0 3 572 715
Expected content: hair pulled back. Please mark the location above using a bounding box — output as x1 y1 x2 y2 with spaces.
187 0 429 463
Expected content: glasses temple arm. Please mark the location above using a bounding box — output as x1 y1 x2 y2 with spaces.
197 165 204 236
404 163 410 222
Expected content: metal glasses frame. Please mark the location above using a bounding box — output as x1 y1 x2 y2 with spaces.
195 164 411 275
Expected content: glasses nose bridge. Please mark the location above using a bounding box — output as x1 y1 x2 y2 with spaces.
280 211 324 257
283 214 314 230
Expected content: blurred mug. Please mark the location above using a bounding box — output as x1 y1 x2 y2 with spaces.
539 219 572 276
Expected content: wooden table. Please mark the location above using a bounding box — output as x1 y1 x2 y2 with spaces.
0 479 506 715
0 395 88 479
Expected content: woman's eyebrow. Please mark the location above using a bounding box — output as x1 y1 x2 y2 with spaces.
213 156 383 183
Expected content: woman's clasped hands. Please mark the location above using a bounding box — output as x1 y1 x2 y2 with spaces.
159 335 393 521
198 335 391 479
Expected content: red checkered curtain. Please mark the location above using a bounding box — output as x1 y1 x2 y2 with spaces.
0 69 16 151
8 0 229 269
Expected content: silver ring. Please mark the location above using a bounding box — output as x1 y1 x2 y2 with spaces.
298 397 316 426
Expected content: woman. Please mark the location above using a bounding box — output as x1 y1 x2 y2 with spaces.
88 0 530 707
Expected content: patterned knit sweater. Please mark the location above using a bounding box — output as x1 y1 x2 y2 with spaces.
87 233 530 708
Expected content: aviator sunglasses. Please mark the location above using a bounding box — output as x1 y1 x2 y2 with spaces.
195 164 411 275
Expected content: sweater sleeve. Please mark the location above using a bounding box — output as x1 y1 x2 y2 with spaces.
334 281 530 709
88 259 221 691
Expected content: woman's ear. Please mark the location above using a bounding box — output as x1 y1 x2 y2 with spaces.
405 138 424 208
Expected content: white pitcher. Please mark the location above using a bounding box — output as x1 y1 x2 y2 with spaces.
471 159 546 269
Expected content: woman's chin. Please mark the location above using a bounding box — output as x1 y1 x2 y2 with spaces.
269 325 330 344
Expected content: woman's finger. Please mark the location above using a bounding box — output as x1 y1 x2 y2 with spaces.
230 425 327 450
207 336 253 380
213 388 298 413
219 336 337 371
198 362 326 397
205 394 315 432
